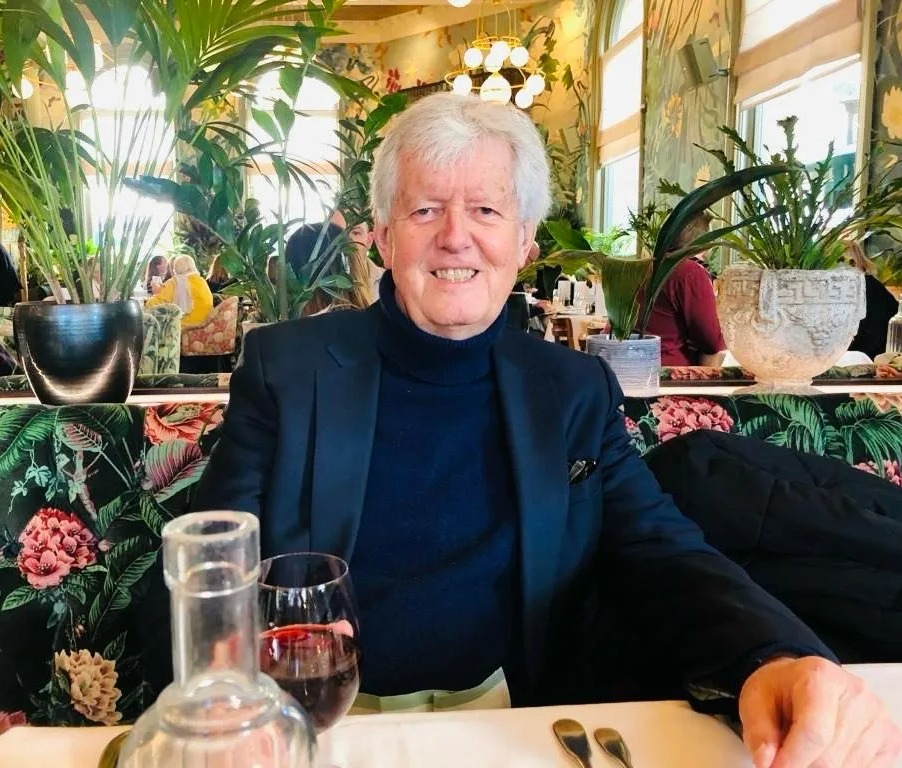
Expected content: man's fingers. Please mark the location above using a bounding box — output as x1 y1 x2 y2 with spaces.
739 677 783 768
836 710 902 768
770 666 843 768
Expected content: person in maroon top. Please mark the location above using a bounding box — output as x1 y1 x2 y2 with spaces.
643 211 727 366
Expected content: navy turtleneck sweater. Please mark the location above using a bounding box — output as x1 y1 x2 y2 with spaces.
351 272 521 696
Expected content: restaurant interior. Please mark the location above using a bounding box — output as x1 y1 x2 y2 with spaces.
1 0 902 765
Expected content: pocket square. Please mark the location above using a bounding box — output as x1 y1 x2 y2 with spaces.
567 458 598 484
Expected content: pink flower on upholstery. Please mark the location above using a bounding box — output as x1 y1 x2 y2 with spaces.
854 460 902 487
650 397 734 443
144 402 224 445
17 508 97 589
0 710 26 735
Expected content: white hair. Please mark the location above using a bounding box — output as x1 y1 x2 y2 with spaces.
370 92 551 225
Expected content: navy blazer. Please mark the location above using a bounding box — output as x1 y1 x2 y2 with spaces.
194 304 831 705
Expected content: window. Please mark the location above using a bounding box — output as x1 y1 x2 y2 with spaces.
748 59 860 162
610 0 642 44
246 74 340 226
602 151 640 244
734 0 861 104
85 65 175 251
741 58 861 222
597 0 643 232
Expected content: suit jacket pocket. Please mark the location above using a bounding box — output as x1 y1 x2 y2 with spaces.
569 472 603 503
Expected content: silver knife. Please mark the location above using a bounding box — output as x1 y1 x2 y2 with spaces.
553 719 594 767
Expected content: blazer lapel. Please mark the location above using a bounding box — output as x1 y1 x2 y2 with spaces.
310 333 381 561
494 337 569 684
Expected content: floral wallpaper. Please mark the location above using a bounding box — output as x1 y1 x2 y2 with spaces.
869 0 902 197
642 0 733 203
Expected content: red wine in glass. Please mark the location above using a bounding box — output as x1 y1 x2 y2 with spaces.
259 623 360 732
258 552 361 743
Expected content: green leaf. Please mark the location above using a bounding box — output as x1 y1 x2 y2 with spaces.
545 219 592 250
80 0 140 47
58 0 99 82
250 107 281 143
0 409 56 474
103 632 127 662
599 257 651 340
2 585 38 611
738 413 784 440
96 495 127 537
272 99 296 140
138 494 167 536
87 537 158 634
279 67 303 102
756 394 827 452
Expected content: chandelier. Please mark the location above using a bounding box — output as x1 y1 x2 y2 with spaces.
443 0 546 109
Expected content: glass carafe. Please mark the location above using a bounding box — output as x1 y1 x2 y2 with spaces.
117 511 316 767
887 298 902 355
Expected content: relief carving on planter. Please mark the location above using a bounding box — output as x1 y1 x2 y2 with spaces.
718 266 866 385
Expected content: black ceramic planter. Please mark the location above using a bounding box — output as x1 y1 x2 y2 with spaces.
13 301 144 405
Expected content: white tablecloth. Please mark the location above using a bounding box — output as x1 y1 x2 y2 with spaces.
1 664 900 767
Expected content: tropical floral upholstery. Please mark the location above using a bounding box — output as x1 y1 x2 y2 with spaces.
624 392 902 485
140 303 182 375
0 401 224 731
180 296 239 356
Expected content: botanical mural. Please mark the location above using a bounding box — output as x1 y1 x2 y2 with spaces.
869 0 902 192
642 0 733 203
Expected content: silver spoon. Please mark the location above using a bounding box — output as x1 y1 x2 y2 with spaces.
594 727 635 768
553 718 594 767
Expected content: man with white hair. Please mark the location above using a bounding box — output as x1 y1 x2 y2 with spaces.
196 93 901 768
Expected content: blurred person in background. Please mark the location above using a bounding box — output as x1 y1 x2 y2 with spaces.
845 241 898 360
145 253 213 327
145 254 171 295
643 211 726 366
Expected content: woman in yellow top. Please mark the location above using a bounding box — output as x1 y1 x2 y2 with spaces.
145 254 214 326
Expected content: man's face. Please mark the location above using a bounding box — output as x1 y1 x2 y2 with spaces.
374 138 535 340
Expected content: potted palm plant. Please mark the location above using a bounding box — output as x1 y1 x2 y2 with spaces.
533 166 785 395
0 0 348 403
693 117 902 388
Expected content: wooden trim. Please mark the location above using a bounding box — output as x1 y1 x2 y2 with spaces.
598 113 640 164
736 0 859 72
602 23 642 63
598 113 641 145
734 21 861 104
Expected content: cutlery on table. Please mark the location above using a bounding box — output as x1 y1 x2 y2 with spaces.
97 730 129 768
593 727 635 768
553 718 594 767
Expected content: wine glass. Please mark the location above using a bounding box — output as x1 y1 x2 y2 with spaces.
258 552 361 753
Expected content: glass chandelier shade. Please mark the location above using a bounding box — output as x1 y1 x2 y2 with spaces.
444 0 545 108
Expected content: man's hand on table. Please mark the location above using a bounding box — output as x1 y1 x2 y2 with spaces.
739 656 902 767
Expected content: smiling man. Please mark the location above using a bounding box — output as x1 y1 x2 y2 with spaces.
195 93 901 768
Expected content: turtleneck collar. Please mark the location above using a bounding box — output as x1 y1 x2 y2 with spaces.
376 270 506 385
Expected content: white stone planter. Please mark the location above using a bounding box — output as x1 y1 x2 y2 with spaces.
586 334 661 397
717 265 866 389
